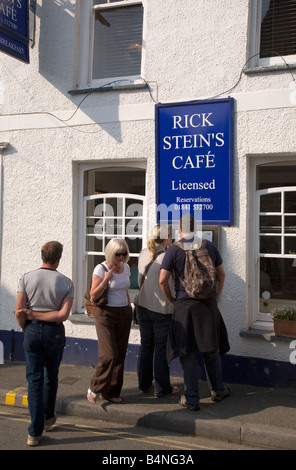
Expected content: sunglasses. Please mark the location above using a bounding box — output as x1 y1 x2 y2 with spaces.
115 252 127 257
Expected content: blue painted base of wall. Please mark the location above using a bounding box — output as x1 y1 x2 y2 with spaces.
1 329 296 389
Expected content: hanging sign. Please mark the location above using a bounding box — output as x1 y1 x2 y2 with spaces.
0 0 29 63
155 98 234 225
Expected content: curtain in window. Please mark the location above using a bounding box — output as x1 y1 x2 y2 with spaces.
93 5 143 79
260 0 296 58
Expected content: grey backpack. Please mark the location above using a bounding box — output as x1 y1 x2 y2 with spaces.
175 238 218 299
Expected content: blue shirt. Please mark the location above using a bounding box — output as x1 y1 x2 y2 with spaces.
160 237 222 300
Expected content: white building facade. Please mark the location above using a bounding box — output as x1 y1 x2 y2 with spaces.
1 0 296 387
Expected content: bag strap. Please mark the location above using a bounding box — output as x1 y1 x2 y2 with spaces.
138 251 163 290
85 263 109 302
90 263 108 291
101 262 108 273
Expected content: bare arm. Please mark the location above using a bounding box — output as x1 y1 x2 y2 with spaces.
15 292 28 331
159 269 175 304
216 264 226 298
18 297 73 323
90 270 113 301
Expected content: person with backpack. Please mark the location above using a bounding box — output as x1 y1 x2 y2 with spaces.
134 224 180 397
159 214 230 411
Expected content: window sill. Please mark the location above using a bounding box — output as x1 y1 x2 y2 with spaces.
68 313 139 328
68 83 148 96
243 63 296 75
69 313 95 323
240 328 294 343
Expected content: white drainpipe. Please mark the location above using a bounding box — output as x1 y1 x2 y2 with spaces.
0 142 9 282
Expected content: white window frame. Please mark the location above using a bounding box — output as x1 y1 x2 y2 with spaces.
248 0 296 68
76 161 147 314
247 157 296 330
255 187 296 323
74 0 146 90
84 192 146 256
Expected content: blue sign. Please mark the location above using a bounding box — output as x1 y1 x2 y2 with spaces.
155 98 234 225
0 0 29 63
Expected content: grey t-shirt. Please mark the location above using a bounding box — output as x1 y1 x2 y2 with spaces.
17 268 74 312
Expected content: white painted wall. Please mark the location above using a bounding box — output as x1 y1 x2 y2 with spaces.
0 0 295 364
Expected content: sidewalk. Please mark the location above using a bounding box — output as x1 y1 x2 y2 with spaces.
1 361 296 450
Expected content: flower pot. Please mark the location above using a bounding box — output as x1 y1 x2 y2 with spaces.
273 318 296 338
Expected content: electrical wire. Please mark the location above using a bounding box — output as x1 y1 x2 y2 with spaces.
0 53 295 132
184 52 296 103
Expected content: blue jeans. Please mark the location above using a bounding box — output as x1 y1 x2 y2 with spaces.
136 305 172 396
180 350 224 404
23 321 65 437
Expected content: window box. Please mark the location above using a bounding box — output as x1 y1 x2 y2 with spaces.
272 307 296 338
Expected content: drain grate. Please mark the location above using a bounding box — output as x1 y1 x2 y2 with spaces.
59 377 80 385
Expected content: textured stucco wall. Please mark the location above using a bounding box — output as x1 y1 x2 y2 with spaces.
0 0 296 366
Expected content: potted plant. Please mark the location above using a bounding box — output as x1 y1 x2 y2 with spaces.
272 306 296 338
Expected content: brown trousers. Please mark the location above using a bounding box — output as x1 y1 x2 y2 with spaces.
90 305 132 399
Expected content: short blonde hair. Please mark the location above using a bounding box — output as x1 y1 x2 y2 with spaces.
105 238 130 264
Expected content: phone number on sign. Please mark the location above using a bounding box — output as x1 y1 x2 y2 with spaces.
174 204 213 210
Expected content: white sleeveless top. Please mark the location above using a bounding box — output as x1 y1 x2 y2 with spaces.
93 262 130 307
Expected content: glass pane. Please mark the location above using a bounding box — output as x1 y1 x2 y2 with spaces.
258 165 296 189
86 217 104 236
285 215 296 233
260 193 281 212
102 198 122 217
87 198 104 217
87 254 105 291
129 256 139 289
260 0 296 58
260 257 296 314
125 218 142 237
260 215 281 233
126 237 142 255
126 199 143 217
93 5 143 79
260 236 281 254
285 192 296 213
105 218 123 236
86 236 103 252
285 237 296 255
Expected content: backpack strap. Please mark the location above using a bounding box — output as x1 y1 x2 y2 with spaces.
174 238 205 251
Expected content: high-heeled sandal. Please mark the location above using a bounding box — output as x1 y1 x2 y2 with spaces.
87 389 97 403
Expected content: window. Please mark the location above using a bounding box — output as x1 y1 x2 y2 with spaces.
252 163 296 327
249 0 296 67
260 0 296 59
92 1 143 80
84 192 145 288
74 0 144 89
76 164 146 313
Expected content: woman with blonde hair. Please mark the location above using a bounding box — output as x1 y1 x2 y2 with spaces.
135 225 180 397
87 238 132 404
